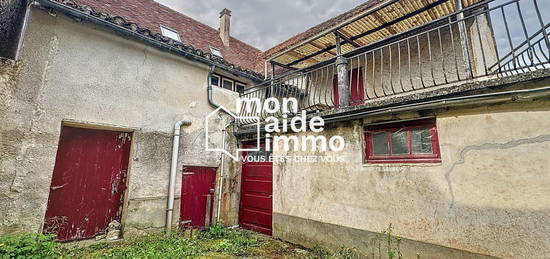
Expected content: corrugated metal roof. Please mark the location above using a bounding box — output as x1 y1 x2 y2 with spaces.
271 0 483 69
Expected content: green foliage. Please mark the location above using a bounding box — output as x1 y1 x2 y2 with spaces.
199 224 232 239
88 242 109 251
83 233 207 258
0 233 59 259
67 226 262 258
368 224 408 259
335 247 360 259
0 227 369 259
306 245 360 259
310 244 332 259
206 225 260 254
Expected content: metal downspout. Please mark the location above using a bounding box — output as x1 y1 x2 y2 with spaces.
207 65 219 109
165 119 192 234
206 64 235 224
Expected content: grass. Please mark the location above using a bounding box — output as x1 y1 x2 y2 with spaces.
0 225 361 258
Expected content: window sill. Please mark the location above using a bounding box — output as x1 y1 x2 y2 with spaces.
214 86 239 95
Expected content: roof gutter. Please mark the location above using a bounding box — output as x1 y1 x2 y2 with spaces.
207 65 219 109
34 0 263 83
323 85 550 123
235 85 550 137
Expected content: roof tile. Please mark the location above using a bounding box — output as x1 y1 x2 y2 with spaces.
65 0 263 75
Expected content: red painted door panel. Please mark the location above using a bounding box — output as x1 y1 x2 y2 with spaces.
332 67 365 107
180 167 217 228
43 126 131 241
239 143 273 235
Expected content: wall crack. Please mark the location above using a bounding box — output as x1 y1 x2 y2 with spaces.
445 134 550 208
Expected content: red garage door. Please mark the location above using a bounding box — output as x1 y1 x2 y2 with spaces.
239 143 273 235
43 126 132 241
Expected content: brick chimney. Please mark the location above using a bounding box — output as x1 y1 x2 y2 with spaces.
219 8 231 46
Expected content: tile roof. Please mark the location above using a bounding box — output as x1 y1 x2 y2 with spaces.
45 0 264 78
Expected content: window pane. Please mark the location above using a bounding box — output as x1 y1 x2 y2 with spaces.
412 128 433 154
391 130 409 154
160 27 180 41
210 47 223 57
372 132 388 155
223 80 233 90
211 76 219 86
236 84 245 93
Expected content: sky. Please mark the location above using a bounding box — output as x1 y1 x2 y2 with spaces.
154 0 365 51
153 0 549 58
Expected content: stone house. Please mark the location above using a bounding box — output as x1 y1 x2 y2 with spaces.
1 0 550 258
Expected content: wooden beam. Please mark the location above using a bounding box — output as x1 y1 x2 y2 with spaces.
421 0 438 20
309 41 336 55
271 60 296 71
286 50 312 60
335 30 361 48
287 0 450 67
372 12 397 34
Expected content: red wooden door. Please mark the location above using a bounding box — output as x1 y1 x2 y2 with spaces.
43 126 131 241
332 67 365 107
180 166 217 228
239 143 273 235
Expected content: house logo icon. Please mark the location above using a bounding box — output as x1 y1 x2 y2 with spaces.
205 105 261 161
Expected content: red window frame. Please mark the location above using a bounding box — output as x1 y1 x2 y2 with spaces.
364 119 441 164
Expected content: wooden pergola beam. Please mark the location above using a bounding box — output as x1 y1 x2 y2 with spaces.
421 0 439 19
334 30 361 48
285 0 449 67
309 41 336 56
270 60 296 71
372 12 397 34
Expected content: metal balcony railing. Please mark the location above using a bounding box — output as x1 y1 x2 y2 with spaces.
239 0 550 125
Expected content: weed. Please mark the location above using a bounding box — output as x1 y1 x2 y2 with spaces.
199 224 231 239
367 224 408 259
88 242 109 251
0 233 59 259
335 247 360 259
205 225 261 255
310 244 332 259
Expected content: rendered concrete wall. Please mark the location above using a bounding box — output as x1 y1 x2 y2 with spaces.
272 98 550 258
0 9 246 236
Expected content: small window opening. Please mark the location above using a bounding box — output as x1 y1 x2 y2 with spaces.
211 74 220 87
364 119 441 163
222 78 234 91
210 47 223 58
160 26 180 41
236 83 246 93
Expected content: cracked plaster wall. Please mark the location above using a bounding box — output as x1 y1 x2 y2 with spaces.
0 9 246 236
273 99 550 258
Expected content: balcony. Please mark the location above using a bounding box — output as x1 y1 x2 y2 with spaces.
238 0 550 127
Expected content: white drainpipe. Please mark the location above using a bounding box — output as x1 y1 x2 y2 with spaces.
165 119 192 234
